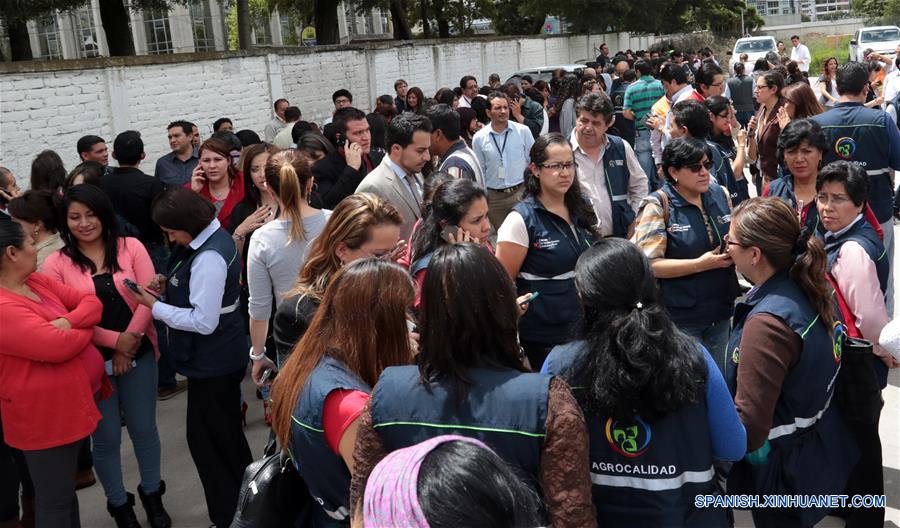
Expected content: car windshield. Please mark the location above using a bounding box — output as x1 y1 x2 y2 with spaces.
860 29 900 43
735 40 775 53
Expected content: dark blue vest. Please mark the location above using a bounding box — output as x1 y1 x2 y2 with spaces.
766 175 822 234
813 103 896 222
544 341 726 528
656 182 738 326
164 226 247 379
604 135 638 238
512 196 595 345
370 365 549 487
290 356 370 526
707 140 749 206
725 272 857 526
823 218 890 387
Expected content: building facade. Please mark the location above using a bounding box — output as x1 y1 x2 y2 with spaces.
15 0 391 61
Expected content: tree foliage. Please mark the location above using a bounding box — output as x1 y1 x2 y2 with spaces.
854 0 900 25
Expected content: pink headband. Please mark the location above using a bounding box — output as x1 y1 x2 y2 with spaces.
362 435 491 527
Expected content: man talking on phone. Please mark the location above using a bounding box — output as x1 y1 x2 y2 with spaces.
311 107 385 209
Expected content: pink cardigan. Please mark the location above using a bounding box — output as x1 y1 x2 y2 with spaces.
40 237 159 358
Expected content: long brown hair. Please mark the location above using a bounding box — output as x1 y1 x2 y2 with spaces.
731 197 834 328
239 143 280 207
266 149 314 242
270 259 415 448
781 83 824 119
287 193 402 301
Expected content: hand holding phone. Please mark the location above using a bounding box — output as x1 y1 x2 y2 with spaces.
123 278 159 299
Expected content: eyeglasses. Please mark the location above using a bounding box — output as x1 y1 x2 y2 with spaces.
681 160 713 173
816 193 851 206
710 82 724 88
756 84 770 90
723 233 745 248
716 112 730 119
539 161 577 172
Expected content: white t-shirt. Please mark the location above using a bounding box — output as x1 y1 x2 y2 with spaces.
497 210 581 247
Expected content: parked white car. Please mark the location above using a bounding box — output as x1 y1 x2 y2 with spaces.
728 36 777 75
849 26 900 63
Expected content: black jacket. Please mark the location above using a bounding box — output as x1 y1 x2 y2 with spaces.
310 150 385 209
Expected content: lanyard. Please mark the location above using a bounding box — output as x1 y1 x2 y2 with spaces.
490 130 510 166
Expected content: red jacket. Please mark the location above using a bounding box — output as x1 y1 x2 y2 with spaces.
186 170 245 231
0 273 110 450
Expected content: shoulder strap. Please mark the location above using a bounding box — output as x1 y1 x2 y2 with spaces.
652 189 670 226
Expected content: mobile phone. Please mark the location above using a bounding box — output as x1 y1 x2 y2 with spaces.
440 225 461 243
406 319 418 334
336 134 347 148
260 368 276 385
520 292 540 306
123 278 159 299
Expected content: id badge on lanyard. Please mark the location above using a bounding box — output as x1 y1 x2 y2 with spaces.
492 130 510 180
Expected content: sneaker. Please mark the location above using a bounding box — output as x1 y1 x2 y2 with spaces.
157 379 188 401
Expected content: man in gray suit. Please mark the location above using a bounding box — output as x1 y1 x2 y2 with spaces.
357 113 433 240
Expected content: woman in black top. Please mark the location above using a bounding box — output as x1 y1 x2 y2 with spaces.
40 185 170 528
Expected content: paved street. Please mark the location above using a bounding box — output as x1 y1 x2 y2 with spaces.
77 225 900 528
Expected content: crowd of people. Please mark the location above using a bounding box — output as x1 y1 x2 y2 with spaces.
1 39 900 528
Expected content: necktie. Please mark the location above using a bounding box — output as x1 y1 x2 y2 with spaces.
403 173 422 210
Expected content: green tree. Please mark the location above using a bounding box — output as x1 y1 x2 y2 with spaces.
854 0 900 25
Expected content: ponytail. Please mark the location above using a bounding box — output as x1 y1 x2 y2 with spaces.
732 198 835 329
789 227 835 329
265 149 314 242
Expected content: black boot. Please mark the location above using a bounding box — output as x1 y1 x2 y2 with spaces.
138 481 172 528
107 493 141 528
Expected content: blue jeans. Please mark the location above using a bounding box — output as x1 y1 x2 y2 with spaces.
680 319 731 376
634 128 658 192
92 352 162 507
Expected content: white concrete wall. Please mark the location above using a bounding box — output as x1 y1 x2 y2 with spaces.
0 32 671 187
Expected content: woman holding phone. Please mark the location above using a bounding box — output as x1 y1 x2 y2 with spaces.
41 185 170 528
495 133 599 369
189 138 245 231
129 188 251 528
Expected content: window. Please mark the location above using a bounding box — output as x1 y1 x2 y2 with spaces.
254 12 272 45
72 7 100 58
280 15 296 45
144 9 174 54
190 0 215 51
345 3 357 37
35 16 62 60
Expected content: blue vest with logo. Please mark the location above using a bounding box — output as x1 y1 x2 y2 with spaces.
707 140 749 206
766 175 823 234
656 181 738 327
370 365 549 488
512 196 595 345
725 272 857 526
603 135 638 238
290 356 370 526
164 227 247 379
824 218 889 387
544 341 725 527
813 103 896 222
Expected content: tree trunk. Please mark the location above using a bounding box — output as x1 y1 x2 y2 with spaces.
314 0 339 44
7 18 33 61
420 0 430 38
237 0 252 49
433 0 449 37
390 0 412 40
99 0 135 56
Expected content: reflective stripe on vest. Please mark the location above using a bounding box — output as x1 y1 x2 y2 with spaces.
220 299 240 314
768 390 834 441
591 465 715 491
324 506 349 521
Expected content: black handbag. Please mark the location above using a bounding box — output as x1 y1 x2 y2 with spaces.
835 335 883 425
231 433 314 528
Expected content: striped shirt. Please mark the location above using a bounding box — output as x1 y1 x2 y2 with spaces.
623 78 666 130
630 188 733 260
